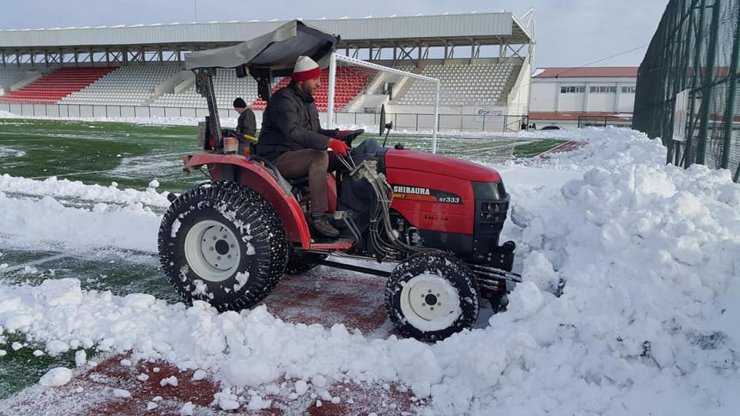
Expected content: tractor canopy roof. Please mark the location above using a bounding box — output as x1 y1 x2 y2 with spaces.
184 20 339 76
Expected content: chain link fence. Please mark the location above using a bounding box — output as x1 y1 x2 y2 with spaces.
632 0 740 182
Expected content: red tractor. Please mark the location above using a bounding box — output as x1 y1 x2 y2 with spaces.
158 21 521 342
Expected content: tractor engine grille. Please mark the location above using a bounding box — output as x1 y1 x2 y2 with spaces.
471 181 513 272
473 181 509 237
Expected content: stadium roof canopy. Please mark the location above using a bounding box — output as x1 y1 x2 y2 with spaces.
0 13 534 61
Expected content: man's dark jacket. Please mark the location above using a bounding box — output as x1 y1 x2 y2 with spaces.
257 81 337 161
236 108 257 138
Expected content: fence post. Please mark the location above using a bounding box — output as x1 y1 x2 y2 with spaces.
684 0 707 167
721 0 740 169
696 0 721 165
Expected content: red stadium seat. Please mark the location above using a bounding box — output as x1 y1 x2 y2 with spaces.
250 67 372 111
0 67 117 104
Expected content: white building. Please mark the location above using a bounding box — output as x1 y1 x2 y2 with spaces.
528 67 637 129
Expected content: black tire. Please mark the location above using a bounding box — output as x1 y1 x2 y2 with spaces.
385 253 479 342
158 181 288 311
284 253 327 275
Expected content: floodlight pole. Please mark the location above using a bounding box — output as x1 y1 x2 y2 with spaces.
432 80 440 154
327 53 337 129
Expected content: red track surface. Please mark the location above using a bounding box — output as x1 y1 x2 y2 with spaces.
539 140 584 159
0 269 427 415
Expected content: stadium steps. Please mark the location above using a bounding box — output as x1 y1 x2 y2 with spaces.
60 64 182 106
0 67 116 104
151 67 259 109
498 60 522 105
387 65 419 104
393 60 523 107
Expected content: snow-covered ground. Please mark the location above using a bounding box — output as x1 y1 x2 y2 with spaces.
0 124 738 415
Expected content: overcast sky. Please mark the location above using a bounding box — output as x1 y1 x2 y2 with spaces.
2 0 669 68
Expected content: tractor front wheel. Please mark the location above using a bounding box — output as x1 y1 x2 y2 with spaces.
158 181 288 311
385 253 479 342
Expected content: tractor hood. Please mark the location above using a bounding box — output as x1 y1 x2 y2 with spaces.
184 20 339 75
384 148 502 182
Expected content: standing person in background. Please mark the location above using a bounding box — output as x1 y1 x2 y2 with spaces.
233 97 256 139
257 56 349 238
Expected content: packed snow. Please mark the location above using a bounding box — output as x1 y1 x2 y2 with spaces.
38 367 73 387
0 123 738 415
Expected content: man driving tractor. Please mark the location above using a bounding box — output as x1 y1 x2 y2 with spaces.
257 55 350 238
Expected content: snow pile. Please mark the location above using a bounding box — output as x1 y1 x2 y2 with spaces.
38 368 73 387
0 192 161 252
0 174 171 208
481 127 740 414
0 127 737 415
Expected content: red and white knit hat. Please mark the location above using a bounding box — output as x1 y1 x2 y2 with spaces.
292 56 321 82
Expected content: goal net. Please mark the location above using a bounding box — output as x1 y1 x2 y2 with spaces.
325 54 442 153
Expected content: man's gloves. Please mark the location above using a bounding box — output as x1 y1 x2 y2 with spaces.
328 138 350 157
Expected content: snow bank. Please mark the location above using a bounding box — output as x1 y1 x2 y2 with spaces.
0 174 171 208
485 127 740 415
0 191 161 252
0 126 737 415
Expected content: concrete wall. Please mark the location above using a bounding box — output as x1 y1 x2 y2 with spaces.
530 83 558 112
557 92 586 112
530 76 637 114
0 103 517 133
506 57 532 116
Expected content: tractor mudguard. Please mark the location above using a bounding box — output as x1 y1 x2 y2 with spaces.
183 153 312 248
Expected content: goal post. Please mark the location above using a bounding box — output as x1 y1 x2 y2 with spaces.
326 53 442 153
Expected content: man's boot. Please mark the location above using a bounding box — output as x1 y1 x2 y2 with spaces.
311 215 340 238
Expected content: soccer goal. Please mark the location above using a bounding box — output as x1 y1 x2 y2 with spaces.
325 54 442 153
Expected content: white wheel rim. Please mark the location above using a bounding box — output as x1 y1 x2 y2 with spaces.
399 273 462 332
184 219 242 282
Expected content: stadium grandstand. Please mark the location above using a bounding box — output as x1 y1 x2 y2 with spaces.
0 13 534 131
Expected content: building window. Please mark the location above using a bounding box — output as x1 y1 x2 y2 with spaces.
560 86 585 94
621 86 636 94
589 86 617 93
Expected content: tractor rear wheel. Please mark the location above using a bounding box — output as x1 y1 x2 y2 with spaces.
385 253 479 342
158 181 288 311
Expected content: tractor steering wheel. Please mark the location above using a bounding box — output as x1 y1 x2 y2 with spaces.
335 129 365 146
